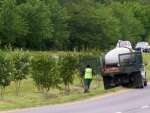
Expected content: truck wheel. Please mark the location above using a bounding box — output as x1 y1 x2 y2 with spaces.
144 80 147 86
135 72 144 88
122 83 131 88
103 76 111 90
144 72 148 87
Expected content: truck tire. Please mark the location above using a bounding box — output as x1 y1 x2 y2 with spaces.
134 72 144 88
122 83 131 88
144 72 148 87
144 80 147 86
103 76 112 90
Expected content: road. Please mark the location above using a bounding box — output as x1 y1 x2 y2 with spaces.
4 86 150 113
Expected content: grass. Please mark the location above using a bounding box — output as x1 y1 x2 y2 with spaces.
0 53 150 111
143 53 150 80
0 77 123 111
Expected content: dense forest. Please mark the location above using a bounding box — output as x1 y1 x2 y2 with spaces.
0 0 150 50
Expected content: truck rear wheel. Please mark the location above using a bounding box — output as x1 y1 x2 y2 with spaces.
103 76 112 90
144 72 148 87
134 72 144 88
144 80 147 86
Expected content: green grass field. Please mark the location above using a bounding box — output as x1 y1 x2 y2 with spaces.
0 53 150 111
143 53 150 80
0 78 123 111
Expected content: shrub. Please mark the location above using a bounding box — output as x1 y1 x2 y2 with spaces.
59 54 79 95
11 51 30 96
31 54 60 96
0 52 13 98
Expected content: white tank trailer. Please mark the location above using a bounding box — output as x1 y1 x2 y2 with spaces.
105 47 133 65
101 40 147 90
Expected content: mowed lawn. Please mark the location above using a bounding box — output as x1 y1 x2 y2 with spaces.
0 77 122 111
0 53 150 111
143 53 150 80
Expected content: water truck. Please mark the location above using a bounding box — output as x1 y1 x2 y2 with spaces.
100 40 147 89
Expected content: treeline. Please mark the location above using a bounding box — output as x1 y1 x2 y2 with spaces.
0 51 100 97
0 0 150 50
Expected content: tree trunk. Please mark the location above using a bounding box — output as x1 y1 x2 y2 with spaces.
43 88 49 98
96 76 101 88
64 84 70 95
81 78 84 87
15 80 21 96
0 86 5 100
37 85 43 93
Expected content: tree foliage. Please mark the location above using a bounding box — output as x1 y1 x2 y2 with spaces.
0 52 13 98
59 54 78 94
16 0 53 49
0 0 28 47
12 51 30 96
31 54 60 96
0 0 149 50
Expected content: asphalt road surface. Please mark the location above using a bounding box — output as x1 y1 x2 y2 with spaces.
4 86 150 113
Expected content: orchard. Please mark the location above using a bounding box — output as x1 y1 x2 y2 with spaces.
0 51 101 98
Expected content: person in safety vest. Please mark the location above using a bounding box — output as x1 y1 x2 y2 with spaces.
84 65 93 93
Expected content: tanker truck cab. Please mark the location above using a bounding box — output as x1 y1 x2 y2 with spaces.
101 41 147 90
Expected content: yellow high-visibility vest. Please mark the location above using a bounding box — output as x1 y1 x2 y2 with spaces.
84 68 92 79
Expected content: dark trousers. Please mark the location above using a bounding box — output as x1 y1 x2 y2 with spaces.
84 79 92 93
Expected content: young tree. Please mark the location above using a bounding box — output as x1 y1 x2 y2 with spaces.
59 54 79 95
0 52 13 99
31 54 60 97
12 52 30 96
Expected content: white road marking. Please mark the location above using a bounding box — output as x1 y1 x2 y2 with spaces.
115 112 122 113
141 105 149 109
